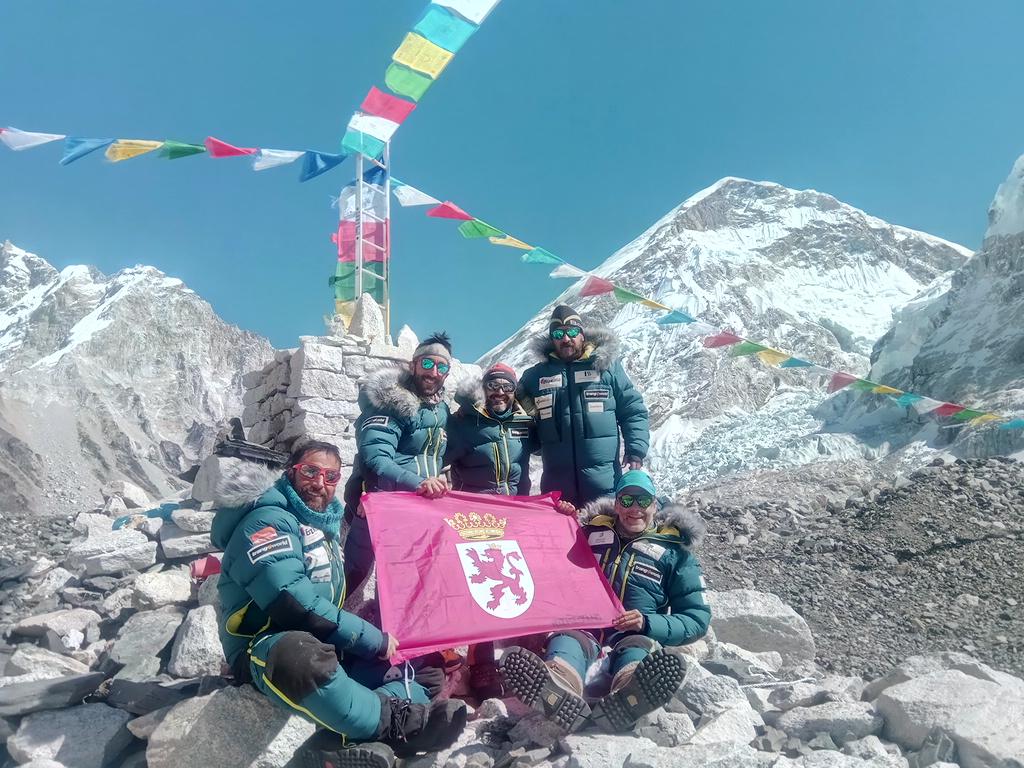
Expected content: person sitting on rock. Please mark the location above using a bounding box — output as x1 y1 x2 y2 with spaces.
342 332 455 591
499 469 710 732
212 440 465 768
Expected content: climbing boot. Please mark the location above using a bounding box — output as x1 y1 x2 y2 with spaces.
377 695 467 757
590 648 685 731
499 646 590 732
298 731 396 768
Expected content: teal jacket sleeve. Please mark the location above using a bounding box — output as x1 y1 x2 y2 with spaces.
226 508 386 658
644 554 711 646
357 413 423 491
611 360 650 460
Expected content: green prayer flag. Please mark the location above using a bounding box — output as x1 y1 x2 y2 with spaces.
849 379 879 392
458 219 505 239
331 265 385 303
385 62 433 102
521 248 563 265
159 140 206 159
730 341 769 357
951 408 985 422
613 287 644 303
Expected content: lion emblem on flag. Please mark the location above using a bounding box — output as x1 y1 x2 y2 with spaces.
456 540 535 619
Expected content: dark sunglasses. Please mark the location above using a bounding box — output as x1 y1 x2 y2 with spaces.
617 494 653 509
484 381 515 394
419 357 451 375
293 463 342 485
551 326 582 341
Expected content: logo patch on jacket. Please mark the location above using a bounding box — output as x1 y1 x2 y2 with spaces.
539 408 553 420
583 387 610 400
534 394 554 409
509 427 531 439
362 415 390 430
587 402 604 413
249 526 278 545
539 374 564 390
631 561 662 586
299 525 324 546
247 535 293 564
632 541 666 560
574 369 599 383
588 530 615 546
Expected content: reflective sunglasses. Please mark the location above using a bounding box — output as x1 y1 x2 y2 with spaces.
617 493 654 509
419 357 451 375
484 381 516 394
293 463 342 485
550 326 582 341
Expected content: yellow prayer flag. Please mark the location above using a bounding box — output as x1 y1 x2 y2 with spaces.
488 235 533 250
392 33 454 79
757 349 790 367
641 299 671 310
106 139 164 162
972 414 1000 424
872 385 903 395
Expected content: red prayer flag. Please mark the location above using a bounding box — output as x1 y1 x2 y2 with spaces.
932 402 966 418
702 332 744 348
332 220 388 263
580 276 615 296
427 201 475 221
364 491 624 663
204 136 257 157
827 372 858 393
361 86 417 124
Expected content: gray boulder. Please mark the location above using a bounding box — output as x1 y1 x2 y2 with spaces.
167 605 225 678
107 607 185 681
863 652 1019 701
678 674 749 717
766 701 883 744
197 573 221 607
65 527 158 576
634 709 697 747
159 523 217 559
690 706 758 746
170 508 216 533
8 646 91 677
8 703 133 767
132 567 192 609
101 480 151 509
12 609 100 649
707 590 816 667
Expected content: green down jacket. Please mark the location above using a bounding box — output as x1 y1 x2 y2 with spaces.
352 367 450 493
445 379 538 495
211 463 386 670
580 497 710 646
518 326 650 506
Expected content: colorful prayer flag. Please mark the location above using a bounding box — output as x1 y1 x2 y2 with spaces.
549 263 588 279
911 397 944 415
158 140 206 160
827 372 858 393
392 183 441 207
348 113 401 144
521 247 562 265
427 201 474 220
950 408 986 422
341 129 386 160
392 32 454 79
105 139 163 162
489 235 532 249
300 151 347 182
703 332 744 349
970 414 1000 424
730 341 769 357
205 137 257 157
641 299 671 310
656 311 696 325
458 219 505 239
780 358 814 368
384 63 434 102
360 86 417 124
757 349 790 366
613 287 644 304
365 490 622 662
849 379 880 392
60 138 114 166
931 403 966 418
1 127 66 151
253 149 304 171
579 276 615 297
435 0 501 24
872 385 903 395
894 393 924 407
413 4 479 53
998 419 1024 430
333 221 388 263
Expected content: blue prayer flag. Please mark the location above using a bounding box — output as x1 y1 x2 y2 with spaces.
341 129 386 160
299 151 348 182
656 310 696 325
413 4 478 53
60 137 114 166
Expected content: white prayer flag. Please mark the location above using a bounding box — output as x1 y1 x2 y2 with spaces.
912 397 944 415
252 149 304 171
549 263 589 279
348 113 400 144
1 127 66 151
392 184 441 207
436 0 501 24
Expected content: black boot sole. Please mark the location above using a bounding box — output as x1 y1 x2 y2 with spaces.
300 743 395 768
499 646 590 732
590 649 685 732
392 699 468 758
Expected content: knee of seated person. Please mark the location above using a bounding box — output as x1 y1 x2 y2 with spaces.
265 631 340 702
546 630 598 653
611 634 659 654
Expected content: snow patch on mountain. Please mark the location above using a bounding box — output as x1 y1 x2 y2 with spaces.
986 153 1024 239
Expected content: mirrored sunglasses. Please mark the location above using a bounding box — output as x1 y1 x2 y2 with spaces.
617 493 653 509
551 326 582 340
419 357 451 375
484 381 516 394
293 463 342 484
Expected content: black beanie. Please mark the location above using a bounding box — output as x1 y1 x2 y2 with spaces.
549 305 584 331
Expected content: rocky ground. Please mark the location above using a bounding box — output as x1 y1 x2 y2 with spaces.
693 457 1024 679
0 462 1022 767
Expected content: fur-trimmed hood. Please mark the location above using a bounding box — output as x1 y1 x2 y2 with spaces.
577 496 705 550
530 324 620 372
453 378 528 419
213 459 281 510
358 365 428 420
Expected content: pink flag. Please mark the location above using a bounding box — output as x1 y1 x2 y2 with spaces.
579 276 614 296
364 491 624 662
827 372 858 393
427 201 474 221
702 331 743 348
361 86 417 124
332 220 388 263
204 136 258 157
932 402 966 418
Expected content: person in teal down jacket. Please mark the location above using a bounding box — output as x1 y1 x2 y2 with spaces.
212 440 465 768
500 470 710 734
518 305 650 507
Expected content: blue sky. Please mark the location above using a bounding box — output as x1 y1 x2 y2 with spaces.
2 1 1022 361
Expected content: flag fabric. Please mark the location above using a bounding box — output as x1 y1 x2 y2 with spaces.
105 139 163 162
932 403 966 418
613 287 645 304
392 183 441 207
392 32 454 79
413 4 479 53
384 62 434 101
950 408 986 422
641 299 670 310
827 372 858 393
656 310 696 325
730 341 769 357
999 419 1024 430
780 358 814 368
757 349 790 366
894 393 924 407
872 385 903 395
159 140 206 159
253 148 304 171
549 263 589 279
458 218 505 239
911 397 944 415
331 264 386 303
360 86 417 124
849 379 879 392
521 247 562 265
300 151 347 182
348 113 401 144
427 201 474 220
702 332 744 349
435 0 501 24
205 136 257 157
364 490 623 662
341 129 386 160
333 221 388 263
1 127 66 151
60 138 114 165
579 276 615 296
489 235 532 249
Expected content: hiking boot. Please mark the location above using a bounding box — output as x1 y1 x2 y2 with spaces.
470 662 504 700
298 732 395 768
378 696 468 758
498 646 590 732
590 648 685 731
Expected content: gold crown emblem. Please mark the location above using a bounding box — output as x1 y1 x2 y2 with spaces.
444 512 507 541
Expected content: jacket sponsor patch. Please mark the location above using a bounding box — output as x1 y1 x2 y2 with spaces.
632 541 666 560
574 369 600 383
534 394 554 409
587 402 604 413
361 415 390 430
583 388 610 400
509 427 531 439
588 530 615 546
249 526 278 545
631 561 662 585
539 408 553 420
299 525 324 546
247 535 293 564
538 374 564 390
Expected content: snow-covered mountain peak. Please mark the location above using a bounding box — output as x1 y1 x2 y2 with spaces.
986 153 1024 241
0 240 58 312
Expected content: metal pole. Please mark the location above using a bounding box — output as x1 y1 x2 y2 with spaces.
383 141 392 338
354 151 364 299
